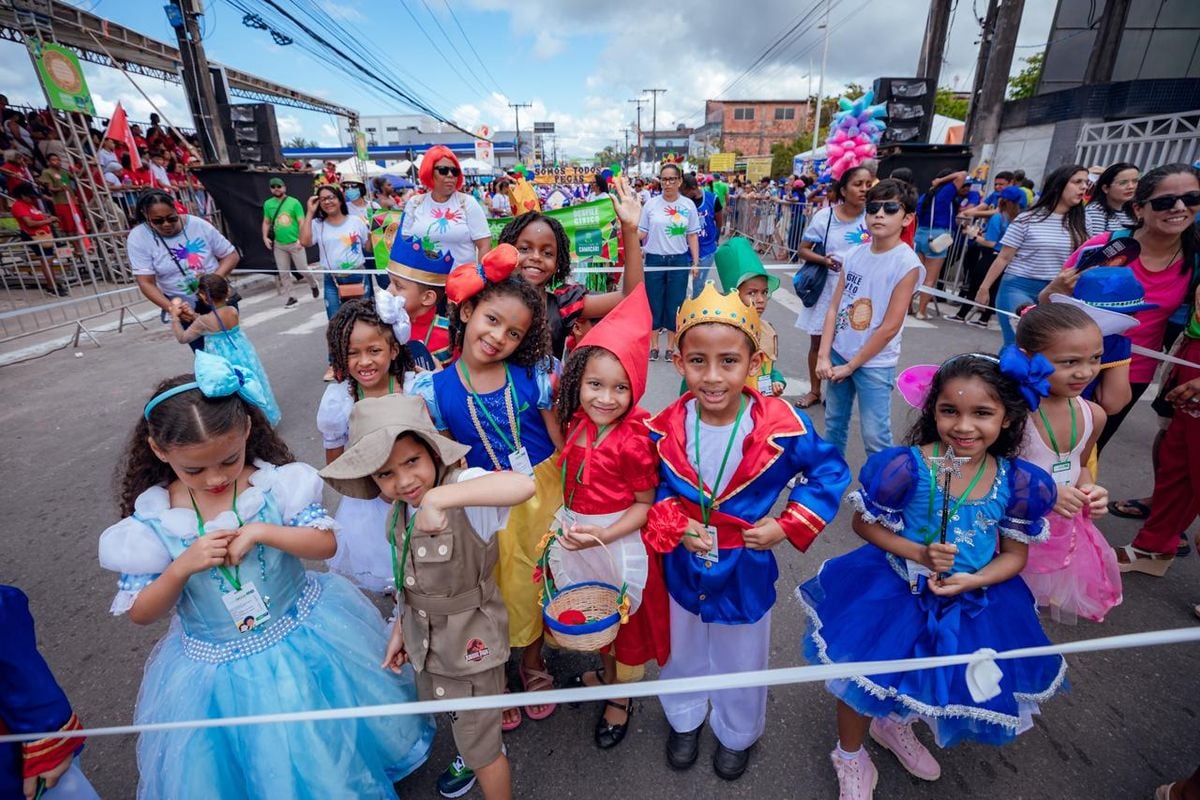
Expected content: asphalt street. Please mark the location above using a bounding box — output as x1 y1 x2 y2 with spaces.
1 276 1197 799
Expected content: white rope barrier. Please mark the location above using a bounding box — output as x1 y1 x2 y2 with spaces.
1 625 1196 744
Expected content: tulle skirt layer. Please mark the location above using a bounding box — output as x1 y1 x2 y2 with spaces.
1021 510 1122 623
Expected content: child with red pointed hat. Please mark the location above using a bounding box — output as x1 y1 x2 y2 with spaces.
544 283 669 750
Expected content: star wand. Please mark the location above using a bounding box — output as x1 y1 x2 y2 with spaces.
930 445 969 581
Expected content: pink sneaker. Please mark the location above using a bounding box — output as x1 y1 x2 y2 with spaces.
869 717 941 781
831 748 877 800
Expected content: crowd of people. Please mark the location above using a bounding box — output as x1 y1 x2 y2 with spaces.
4 101 1200 800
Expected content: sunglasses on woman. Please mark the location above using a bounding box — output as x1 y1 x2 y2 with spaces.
864 200 904 215
1145 191 1200 212
433 166 461 177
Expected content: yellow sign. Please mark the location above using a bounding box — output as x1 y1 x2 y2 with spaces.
709 152 736 172
745 156 773 182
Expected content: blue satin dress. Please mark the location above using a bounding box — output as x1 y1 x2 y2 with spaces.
798 445 1066 748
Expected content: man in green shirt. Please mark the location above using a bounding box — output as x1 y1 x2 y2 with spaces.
711 173 730 207
262 177 317 307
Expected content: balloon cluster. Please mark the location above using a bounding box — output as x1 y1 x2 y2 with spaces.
660 152 685 165
824 90 888 180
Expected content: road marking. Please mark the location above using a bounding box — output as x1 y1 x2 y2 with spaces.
279 311 329 335
241 305 303 329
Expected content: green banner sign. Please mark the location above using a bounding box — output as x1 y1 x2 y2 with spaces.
31 41 95 115
487 197 620 262
369 208 404 269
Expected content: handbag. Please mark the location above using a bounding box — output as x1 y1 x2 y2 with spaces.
793 208 834 307
266 194 286 242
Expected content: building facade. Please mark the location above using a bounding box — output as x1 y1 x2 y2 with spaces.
704 99 811 157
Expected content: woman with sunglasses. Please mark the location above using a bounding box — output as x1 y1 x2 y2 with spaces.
128 190 239 352
400 145 491 268
300 185 372 350
1042 165 1200 546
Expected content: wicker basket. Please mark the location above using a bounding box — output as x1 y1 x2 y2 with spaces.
539 532 626 652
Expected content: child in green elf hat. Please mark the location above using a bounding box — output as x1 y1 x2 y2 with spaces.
715 236 786 396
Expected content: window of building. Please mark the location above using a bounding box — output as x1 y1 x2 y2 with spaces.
774 107 796 121
733 107 755 121
386 126 399 132
366 127 376 133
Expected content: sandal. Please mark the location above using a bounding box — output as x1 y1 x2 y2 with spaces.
793 391 822 409
565 668 606 707
664 349 674 361
595 698 634 750
501 689 522 732
1108 498 1151 520
1114 544 1174 577
518 663 557 720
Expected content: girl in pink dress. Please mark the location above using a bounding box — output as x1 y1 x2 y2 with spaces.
1015 303 1123 622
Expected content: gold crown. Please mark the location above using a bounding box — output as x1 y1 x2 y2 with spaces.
676 281 761 348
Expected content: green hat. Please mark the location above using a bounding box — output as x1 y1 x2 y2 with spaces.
268 178 285 188
714 237 779 295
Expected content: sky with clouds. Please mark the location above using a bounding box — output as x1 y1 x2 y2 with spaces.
1 0 1056 157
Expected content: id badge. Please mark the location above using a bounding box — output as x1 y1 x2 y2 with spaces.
1051 460 1073 486
563 507 578 532
223 582 271 633
508 446 534 477
757 374 774 395
697 524 720 564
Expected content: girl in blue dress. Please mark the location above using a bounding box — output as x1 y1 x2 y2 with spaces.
169 274 282 425
798 352 1063 799
99 351 433 799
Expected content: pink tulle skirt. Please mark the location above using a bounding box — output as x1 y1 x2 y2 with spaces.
1022 510 1123 624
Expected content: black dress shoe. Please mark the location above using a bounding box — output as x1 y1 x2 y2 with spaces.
712 743 751 780
666 723 703 770
595 699 633 749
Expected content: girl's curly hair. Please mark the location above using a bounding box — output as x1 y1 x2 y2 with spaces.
904 354 1030 460
498 211 572 287
554 345 609 429
325 296 415 397
448 275 551 372
116 375 295 516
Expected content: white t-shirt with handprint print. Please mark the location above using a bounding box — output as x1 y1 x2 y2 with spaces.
128 216 236 303
313 215 371 273
638 194 701 256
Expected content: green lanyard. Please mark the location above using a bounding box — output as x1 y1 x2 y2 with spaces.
458 362 522 451
923 443 988 543
693 396 747 526
188 483 246 591
356 374 395 401
388 503 418 592
1037 399 1077 460
561 424 607 510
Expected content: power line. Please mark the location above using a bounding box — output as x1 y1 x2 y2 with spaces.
442 0 505 97
396 0 491 101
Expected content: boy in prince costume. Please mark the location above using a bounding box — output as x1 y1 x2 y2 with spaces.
643 283 851 780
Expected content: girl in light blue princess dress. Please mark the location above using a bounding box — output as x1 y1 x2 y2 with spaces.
99 351 432 799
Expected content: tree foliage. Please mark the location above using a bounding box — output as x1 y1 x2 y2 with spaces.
285 136 319 148
934 88 969 121
1007 52 1044 100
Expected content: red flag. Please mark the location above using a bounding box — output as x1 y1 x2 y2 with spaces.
104 103 141 170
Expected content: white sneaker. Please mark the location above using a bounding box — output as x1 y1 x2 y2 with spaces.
831 748 878 800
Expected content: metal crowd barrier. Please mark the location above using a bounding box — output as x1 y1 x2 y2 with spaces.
725 196 814 262
0 230 143 345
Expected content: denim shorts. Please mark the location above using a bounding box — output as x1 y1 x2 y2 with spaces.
914 227 952 259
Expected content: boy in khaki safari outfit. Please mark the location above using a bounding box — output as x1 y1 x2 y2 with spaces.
320 394 535 800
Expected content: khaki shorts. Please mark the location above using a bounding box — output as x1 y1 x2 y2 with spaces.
416 665 506 770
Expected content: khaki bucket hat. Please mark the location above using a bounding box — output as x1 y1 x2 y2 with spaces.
319 394 470 499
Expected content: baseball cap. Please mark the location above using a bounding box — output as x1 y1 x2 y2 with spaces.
268 178 285 188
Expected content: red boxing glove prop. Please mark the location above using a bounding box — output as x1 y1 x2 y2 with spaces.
776 501 828 552
643 497 689 554
446 243 519 304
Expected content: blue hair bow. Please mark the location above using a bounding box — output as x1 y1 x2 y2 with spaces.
143 351 270 420
998 345 1054 410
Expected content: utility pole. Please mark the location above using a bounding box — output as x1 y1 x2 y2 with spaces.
623 128 630 168
811 0 831 153
967 0 1025 168
1084 0 1131 84
917 0 954 84
171 0 228 162
643 89 666 168
964 0 1000 144
509 102 531 165
628 98 646 168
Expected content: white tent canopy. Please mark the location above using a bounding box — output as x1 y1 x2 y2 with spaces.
458 157 496 175
335 156 388 178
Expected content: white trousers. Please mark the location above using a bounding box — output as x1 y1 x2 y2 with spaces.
659 594 771 750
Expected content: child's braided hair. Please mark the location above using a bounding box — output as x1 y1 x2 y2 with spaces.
325 296 414 396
